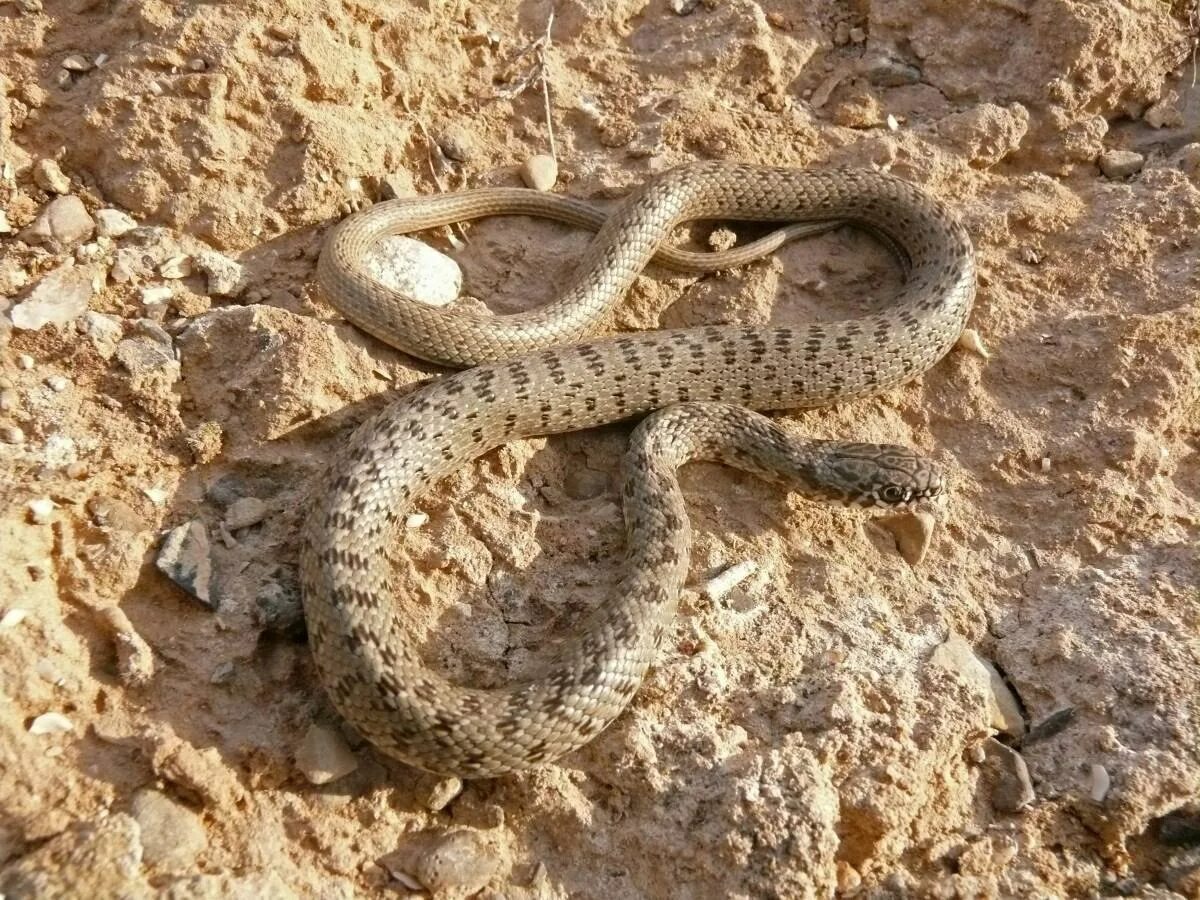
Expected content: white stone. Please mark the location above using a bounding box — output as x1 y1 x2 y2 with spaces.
95 208 138 238
361 236 462 307
10 262 96 330
702 560 759 601
29 712 74 734
520 154 558 191
33 158 71 193
295 724 358 785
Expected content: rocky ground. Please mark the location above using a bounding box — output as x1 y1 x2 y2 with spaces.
2 1 1199 897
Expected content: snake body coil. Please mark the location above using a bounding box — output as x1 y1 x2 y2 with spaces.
301 162 976 777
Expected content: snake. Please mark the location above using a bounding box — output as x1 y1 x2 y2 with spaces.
300 161 976 778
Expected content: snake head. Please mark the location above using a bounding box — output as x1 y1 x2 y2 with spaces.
815 442 944 509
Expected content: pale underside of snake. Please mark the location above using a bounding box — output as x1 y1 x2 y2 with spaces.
300 161 976 777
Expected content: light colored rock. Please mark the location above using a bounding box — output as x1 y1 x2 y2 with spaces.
436 124 476 162
361 236 462 307
670 0 699 12
932 632 1025 738
10 262 97 330
519 154 558 191
381 170 415 200
45 374 69 392
1 424 25 444
156 521 214 608
20 195 95 248
81 311 124 357
405 512 429 529
194 248 247 297
61 54 92 72
983 738 1035 812
0 209 10 233
0 608 29 629
1089 763 1111 802
141 285 173 307
95 207 138 237
0 257 27 296
415 830 500 895
33 158 71 193
1097 149 1144 178
702 560 759 601
295 723 358 785
160 254 193 279
130 789 206 871
956 327 990 358
224 497 268 530
27 497 54 524
99 606 155 687
29 712 74 734
425 777 464 812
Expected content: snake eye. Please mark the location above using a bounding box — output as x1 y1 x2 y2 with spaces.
880 485 906 504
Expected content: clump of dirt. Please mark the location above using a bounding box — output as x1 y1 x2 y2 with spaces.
2 1 1198 897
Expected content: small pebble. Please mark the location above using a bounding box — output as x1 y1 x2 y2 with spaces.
670 0 699 14
436 125 476 162
361 236 462 307
141 285 173 307
0 388 17 411
130 789 207 870
932 632 1025 738
20 195 95 248
194 248 247 296
1097 149 1144 179
29 712 74 734
1 424 26 444
18 354 35 370
1144 94 1182 129
99 606 155 687
295 723 358 785
878 511 936 566
414 830 500 895
33 158 71 193
425 776 464 812
61 54 92 72
702 560 759 602
984 737 1035 812
405 512 429 529
1090 763 1111 802
0 210 10 233
1 608 29 629
956 328 990 358
210 661 236 684
225 496 268 530
160 254 193 279
28 498 54 524
95 208 138 237
10 262 96 329
849 26 866 42
863 53 922 87
156 520 215 608
886 113 900 131
45 374 69 392
519 154 558 191
1040 456 1051 473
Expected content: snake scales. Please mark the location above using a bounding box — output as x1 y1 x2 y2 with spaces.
301 162 976 777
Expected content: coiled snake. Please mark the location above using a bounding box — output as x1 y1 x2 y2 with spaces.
300 162 976 777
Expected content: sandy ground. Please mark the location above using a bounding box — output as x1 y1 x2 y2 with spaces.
2 1 1199 897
